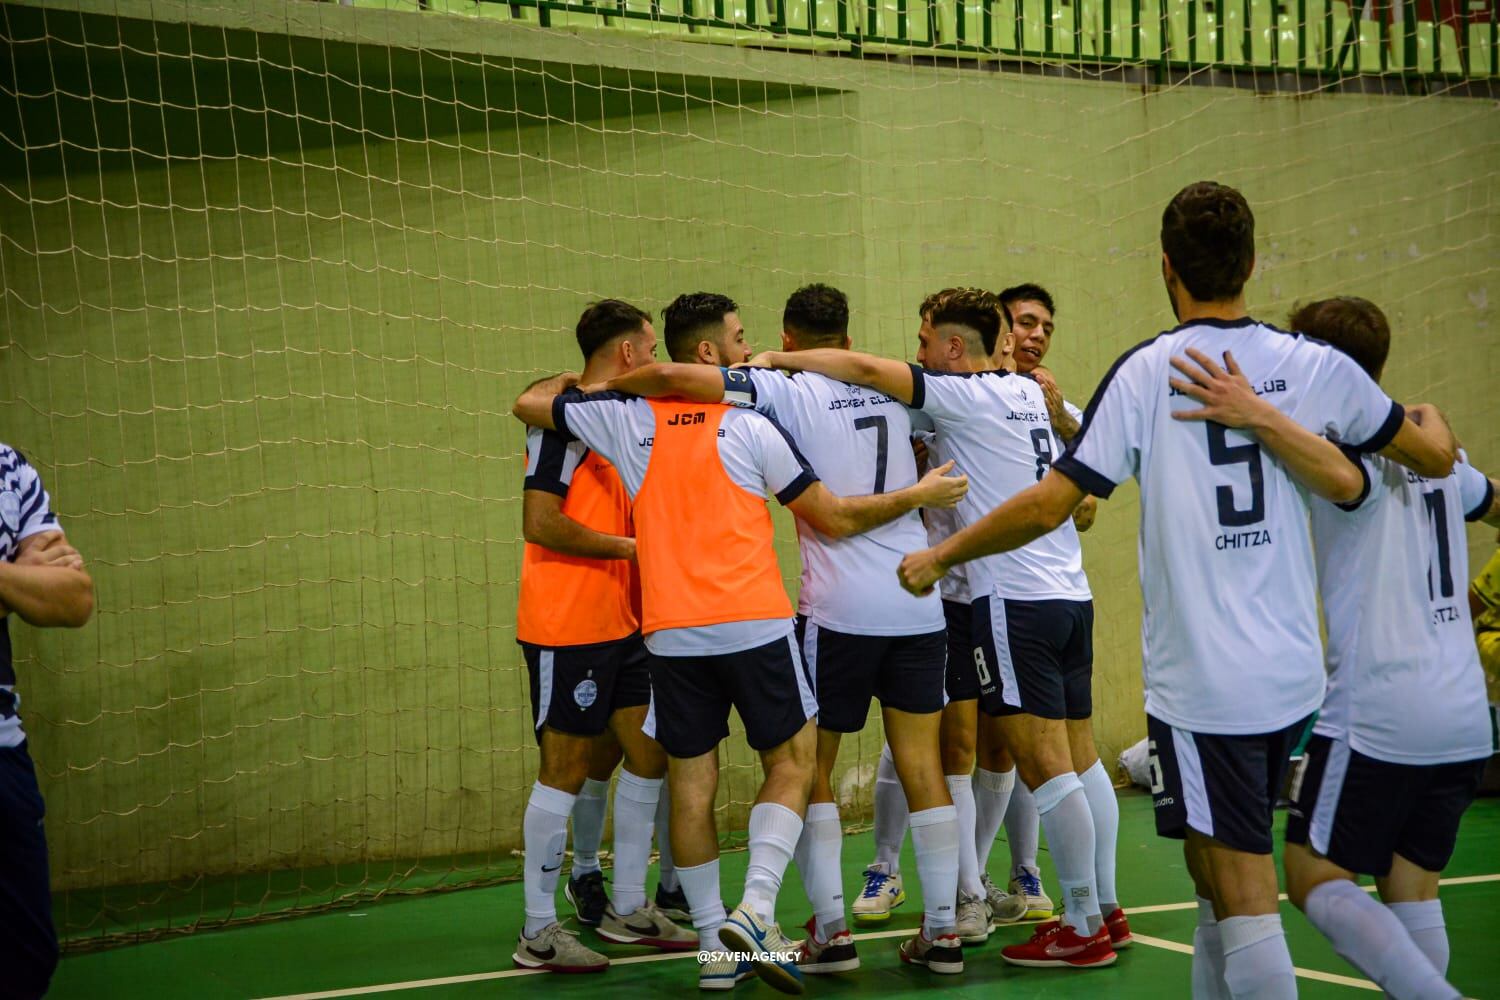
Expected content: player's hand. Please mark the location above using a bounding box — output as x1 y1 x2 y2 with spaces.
897 547 948 596
1032 366 1066 417
16 538 84 572
1072 496 1097 533
1168 348 1270 429
737 351 778 370
575 380 609 396
915 459 968 509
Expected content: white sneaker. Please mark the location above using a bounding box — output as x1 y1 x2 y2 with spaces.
1010 868 1054 921
982 872 1029 924
699 950 755 991
598 901 698 951
851 865 905 924
512 922 609 972
719 903 804 995
955 890 990 944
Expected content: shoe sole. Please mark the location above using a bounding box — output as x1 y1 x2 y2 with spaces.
564 883 604 928
1021 907 1054 921
852 891 906 924
989 909 1029 927
1001 951 1118 969
512 952 609 973
958 931 990 945
798 957 861 974
718 922 805 996
1110 934 1133 949
899 950 964 974
699 973 754 991
597 928 699 951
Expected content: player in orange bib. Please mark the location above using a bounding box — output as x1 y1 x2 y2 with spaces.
513 301 696 975
514 336 968 994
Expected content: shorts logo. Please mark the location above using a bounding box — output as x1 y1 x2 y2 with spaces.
574 679 598 709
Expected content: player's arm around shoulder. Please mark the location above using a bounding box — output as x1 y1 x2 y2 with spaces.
786 460 968 539
578 362 728 404
1383 403 1458 481
512 371 580 430
752 349 915 405
0 530 94 628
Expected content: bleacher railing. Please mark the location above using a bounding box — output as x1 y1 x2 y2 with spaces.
478 0 1498 80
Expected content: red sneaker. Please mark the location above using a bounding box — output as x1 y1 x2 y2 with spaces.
1001 920 1117 968
1103 907 1132 949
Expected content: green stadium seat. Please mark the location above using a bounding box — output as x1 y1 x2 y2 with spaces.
989 0 1021 49
1077 0 1106 56
936 0 985 46
774 0 852 45
1136 0 1166 58
1469 21 1495 76
1051 0 1081 54
609 0 695 35
1386 19 1434 72
1437 21 1460 72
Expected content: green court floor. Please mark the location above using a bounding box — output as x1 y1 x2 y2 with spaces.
49 791 1500 999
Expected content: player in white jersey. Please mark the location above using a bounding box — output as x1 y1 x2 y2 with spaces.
1246 297 1494 1000
752 292 1127 970
895 182 1459 1000
662 292 754 366
513 373 966 993
861 289 1033 936
0 445 95 1000
578 284 969 974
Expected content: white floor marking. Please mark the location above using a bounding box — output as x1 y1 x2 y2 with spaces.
255 872 1500 999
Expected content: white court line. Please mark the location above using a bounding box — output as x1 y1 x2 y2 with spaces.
255 873 1500 1000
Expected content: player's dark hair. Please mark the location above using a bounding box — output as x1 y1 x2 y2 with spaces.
782 283 849 347
999 283 1056 324
663 291 738 362
928 288 1006 356
919 288 961 320
575 299 652 361
1161 182 1255 302
1288 297 1390 380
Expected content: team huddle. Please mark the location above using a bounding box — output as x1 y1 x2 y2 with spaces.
508 181 1500 999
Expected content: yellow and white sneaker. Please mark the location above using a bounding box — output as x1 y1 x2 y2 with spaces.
851 865 905 924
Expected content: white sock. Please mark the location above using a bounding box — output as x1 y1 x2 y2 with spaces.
742 802 802 923
973 766 1015 875
946 773 982 897
678 858 725 952
873 743 907 875
792 802 846 941
1032 772 1099 935
611 771 660 916
1193 897 1231 1000
1078 760 1119 912
1389 899 1450 976
523 782 576 937
569 777 609 877
1221 914 1297 1000
909 804 960 935
1005 780 1041 877
1305 881 1458 999
655 784 679 892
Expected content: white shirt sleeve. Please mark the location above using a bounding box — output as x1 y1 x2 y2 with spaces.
1307 348 1404 453
908 364 984 424
13 455 58 542
1055 345 1151 498
551 392 651 490
1064 399 1085 425
1456 454 1494 521
719 410 818 504
725 368 802 425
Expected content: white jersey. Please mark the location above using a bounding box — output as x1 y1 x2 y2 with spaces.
554 391 813 657
0 445 61 749
1057 317 1404 734
724 368 944 636
1311 452 1494 765
910 366 1091 603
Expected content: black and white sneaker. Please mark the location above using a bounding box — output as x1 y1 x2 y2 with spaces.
655 883 690 922
795 916 860 973
565 870 610 928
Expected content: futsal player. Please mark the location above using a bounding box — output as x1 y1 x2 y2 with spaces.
662 293 754 366
0 444 95 1000
513 300 696 974
755 295 1127 970
1180 296 1497 999
512 364 967 993
584 283 970 975
896 181 1458 999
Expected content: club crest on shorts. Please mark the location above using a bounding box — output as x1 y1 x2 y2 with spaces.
573 679 598 709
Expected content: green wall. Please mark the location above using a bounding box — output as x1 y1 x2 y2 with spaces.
1 0 1495 937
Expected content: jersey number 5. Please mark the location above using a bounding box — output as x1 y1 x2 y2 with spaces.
1207 423 1265 526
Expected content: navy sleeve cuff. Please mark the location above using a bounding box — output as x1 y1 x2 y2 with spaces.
907 363 927 410
1053 454 1118 500
1352 401 1405 454
523 476 569 498
551 395 572 438
1466 475 1495 523
722 368 757 407
776 471 818 506
1335 446 1372 512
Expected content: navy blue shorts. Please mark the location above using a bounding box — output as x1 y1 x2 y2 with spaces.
796 617 947 732
645 632 818 759
0 743 58 1000
520 634 652 742
942 600 981 702
1284 734 1485 875
973 596 1094 720
1147 714 1314 855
